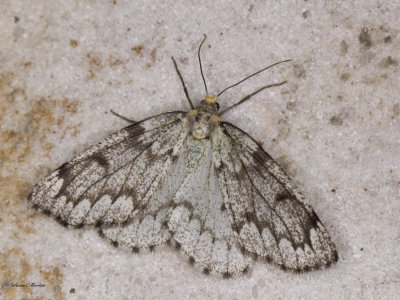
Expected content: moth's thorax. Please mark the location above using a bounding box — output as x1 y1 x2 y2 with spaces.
188 99 221 140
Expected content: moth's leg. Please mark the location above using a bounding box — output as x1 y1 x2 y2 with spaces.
171 56 194 110
110 110 137 124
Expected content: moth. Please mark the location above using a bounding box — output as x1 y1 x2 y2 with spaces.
29 36 337 277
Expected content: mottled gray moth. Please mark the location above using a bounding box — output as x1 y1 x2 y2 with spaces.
29 36 337 277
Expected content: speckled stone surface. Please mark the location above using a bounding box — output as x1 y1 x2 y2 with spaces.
1 1 399 299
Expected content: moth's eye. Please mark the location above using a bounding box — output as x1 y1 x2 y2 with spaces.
215 103 220 111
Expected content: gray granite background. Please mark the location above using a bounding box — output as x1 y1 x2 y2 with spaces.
1 1 399 299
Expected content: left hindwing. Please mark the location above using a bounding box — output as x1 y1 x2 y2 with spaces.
215 122 338 272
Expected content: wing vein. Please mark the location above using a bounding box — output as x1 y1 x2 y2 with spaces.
223 128 299 266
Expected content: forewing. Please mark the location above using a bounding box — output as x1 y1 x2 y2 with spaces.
29 112 188 232
216 122 338 272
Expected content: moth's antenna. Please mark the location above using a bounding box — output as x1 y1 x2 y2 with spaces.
217 59 292 97
198 34 209 95
220 81 287 115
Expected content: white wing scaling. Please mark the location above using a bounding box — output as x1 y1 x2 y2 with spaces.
29 109 337 276
166 135 252 276
101 130 253 276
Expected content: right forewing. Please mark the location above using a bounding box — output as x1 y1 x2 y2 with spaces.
215 122 338 272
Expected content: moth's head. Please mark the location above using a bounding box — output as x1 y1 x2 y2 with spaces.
197 95 220 114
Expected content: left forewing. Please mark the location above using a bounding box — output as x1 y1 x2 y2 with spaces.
29 112 188 228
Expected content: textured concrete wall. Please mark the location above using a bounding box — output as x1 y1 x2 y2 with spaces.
1 1 399 299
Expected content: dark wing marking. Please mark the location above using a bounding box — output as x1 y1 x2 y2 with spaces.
30 112 188 232
215 122 338 272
